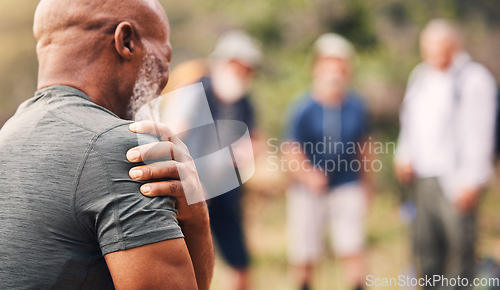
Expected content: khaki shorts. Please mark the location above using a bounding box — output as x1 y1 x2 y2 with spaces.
287 182 366 264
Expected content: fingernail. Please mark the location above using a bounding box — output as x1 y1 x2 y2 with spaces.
129 169 143 179
141 185 151 194
127 149 140 161
129 123 138 131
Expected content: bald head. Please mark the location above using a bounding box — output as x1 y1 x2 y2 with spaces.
34 0 172 119
420 18 463 71
34 0 167 47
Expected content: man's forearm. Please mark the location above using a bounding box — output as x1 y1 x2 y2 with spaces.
181 205 214 290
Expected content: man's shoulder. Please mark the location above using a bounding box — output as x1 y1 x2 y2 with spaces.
92 123 159 162
12 85 159 161
464 61 496 86
407 62 429 84
45 88 160 149
49 97 131 137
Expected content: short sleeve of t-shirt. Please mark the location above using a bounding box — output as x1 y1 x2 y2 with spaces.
74 124 184 256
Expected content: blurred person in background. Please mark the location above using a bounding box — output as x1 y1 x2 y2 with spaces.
395 18 497 289
161 30 261 290
195 30 260 290
285 33 373 290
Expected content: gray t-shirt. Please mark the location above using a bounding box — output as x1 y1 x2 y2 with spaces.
0 85 184 289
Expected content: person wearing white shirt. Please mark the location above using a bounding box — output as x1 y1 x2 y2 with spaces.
395 18 497 290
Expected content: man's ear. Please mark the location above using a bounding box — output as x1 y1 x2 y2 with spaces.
114 22 135 60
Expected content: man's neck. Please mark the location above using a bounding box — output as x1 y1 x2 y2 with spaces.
312 91 345 108
36 44 132 119
38 70 128 119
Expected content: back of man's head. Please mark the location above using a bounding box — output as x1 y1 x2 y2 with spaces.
33 0 172 119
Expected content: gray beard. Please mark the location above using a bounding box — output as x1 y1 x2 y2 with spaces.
127 52 162 120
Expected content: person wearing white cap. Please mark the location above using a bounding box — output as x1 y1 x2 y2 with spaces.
285 33 373 290
209 30 261 105
178 30 261 290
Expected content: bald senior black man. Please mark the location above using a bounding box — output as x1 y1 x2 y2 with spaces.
0 0 214 289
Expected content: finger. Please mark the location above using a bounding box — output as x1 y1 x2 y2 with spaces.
129 121 189 153
127 141 191 163
129 160 180 181
140 180 185 198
